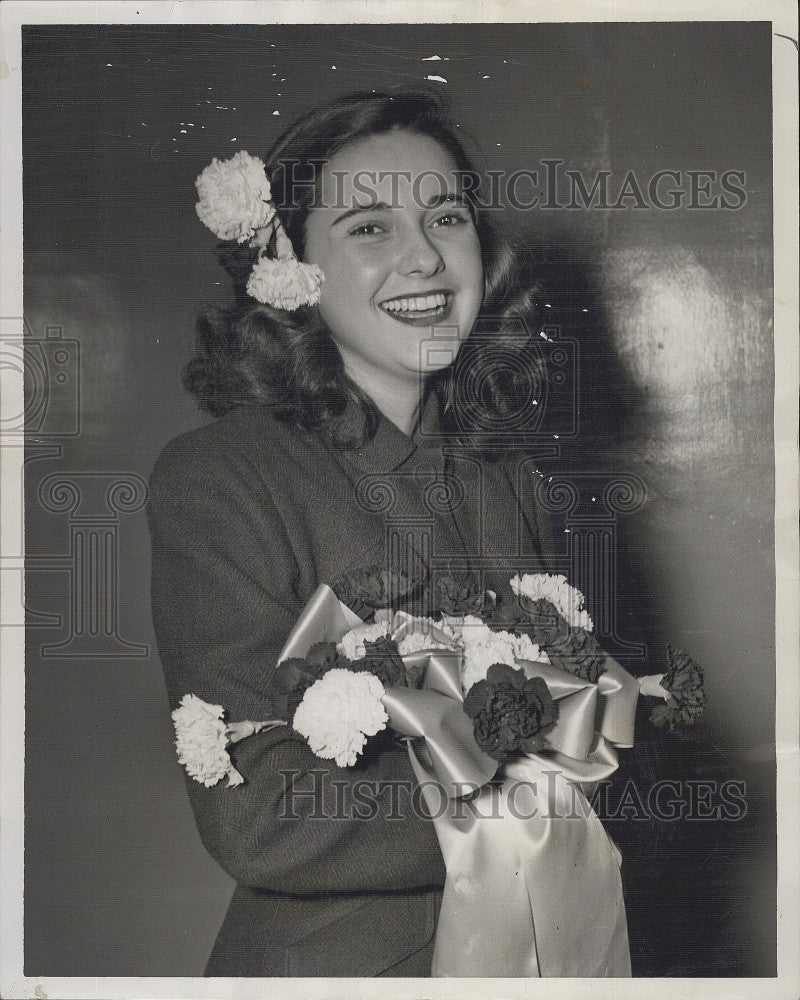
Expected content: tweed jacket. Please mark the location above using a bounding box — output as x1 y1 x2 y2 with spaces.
146 392 556 977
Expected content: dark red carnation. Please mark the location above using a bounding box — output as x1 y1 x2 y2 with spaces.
305 641 345 675
435 571 486 617
650 645 705 729
463 662 558 762
499 595 606 683
332 566 419 620
355 636 407 688
545 625 607 683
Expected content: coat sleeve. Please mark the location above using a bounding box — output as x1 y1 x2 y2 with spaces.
498 450 558 570
522 462 558 567
146 430 446 896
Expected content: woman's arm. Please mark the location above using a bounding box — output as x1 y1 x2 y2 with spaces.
146 429 446 895
497 450 558 569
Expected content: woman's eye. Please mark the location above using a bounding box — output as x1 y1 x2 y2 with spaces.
431 211 471 228
348 222 386 237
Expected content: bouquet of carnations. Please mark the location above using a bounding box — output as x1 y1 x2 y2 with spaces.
173 568 704 978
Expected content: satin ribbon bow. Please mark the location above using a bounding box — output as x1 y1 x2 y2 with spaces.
278 586 645 792
276 584 640 977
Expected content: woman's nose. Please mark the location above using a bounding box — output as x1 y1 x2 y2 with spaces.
397 226 445 278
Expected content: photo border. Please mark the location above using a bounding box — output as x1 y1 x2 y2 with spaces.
1 2 797 998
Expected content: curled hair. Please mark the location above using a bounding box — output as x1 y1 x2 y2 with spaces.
184 90 546 457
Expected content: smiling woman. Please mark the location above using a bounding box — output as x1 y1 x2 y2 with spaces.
304 130 484 434
181 92 544 453
146 91 561 977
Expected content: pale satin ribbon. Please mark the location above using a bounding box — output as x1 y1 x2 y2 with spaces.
383 649 632 977
406 748 631 977
276 585 656 978
278 584 364 660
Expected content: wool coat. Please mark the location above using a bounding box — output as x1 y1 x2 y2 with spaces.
146 391 556 977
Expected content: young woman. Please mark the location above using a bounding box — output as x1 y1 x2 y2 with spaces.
146 91 558 977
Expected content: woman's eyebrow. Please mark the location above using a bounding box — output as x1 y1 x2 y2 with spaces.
331 191 470 227
331 201 392 226
421 191 470 210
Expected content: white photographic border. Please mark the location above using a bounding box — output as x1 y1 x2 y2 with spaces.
1 2 797 998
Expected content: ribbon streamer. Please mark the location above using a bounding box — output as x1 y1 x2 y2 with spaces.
275 584 664 977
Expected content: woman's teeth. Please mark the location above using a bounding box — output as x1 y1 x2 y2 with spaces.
381 293 448 313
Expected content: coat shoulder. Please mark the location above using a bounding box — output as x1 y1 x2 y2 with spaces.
148 406 315 490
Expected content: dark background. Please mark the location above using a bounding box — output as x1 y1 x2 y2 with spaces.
22 22 775 976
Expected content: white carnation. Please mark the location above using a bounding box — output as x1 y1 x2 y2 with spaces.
461 630 518 693
172 694 243 787
195 150 275 242
510 572 594 631
444 618 546 694
392 615 452 656
512 631 545 665
337 621 391 660
246 256 324 309
446 613 494 655
292 669 388 768
397 629 445 656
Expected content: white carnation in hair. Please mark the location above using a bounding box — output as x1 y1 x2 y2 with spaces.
246 256 324 309
172 694 244 787
510 572 594 631
337 621 391 660
292 669 388 768
195 151 275 242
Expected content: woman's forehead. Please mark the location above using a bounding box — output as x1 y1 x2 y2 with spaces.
316 130 464 211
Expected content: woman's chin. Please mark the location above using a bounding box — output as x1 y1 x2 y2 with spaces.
393 339 461 378
382 327 465 376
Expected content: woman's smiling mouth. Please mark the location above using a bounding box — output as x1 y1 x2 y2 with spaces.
378 291 453 326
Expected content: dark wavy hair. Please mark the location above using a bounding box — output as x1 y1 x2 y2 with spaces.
184 90 547 458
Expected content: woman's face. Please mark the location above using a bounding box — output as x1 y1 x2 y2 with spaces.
303 130 484 388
